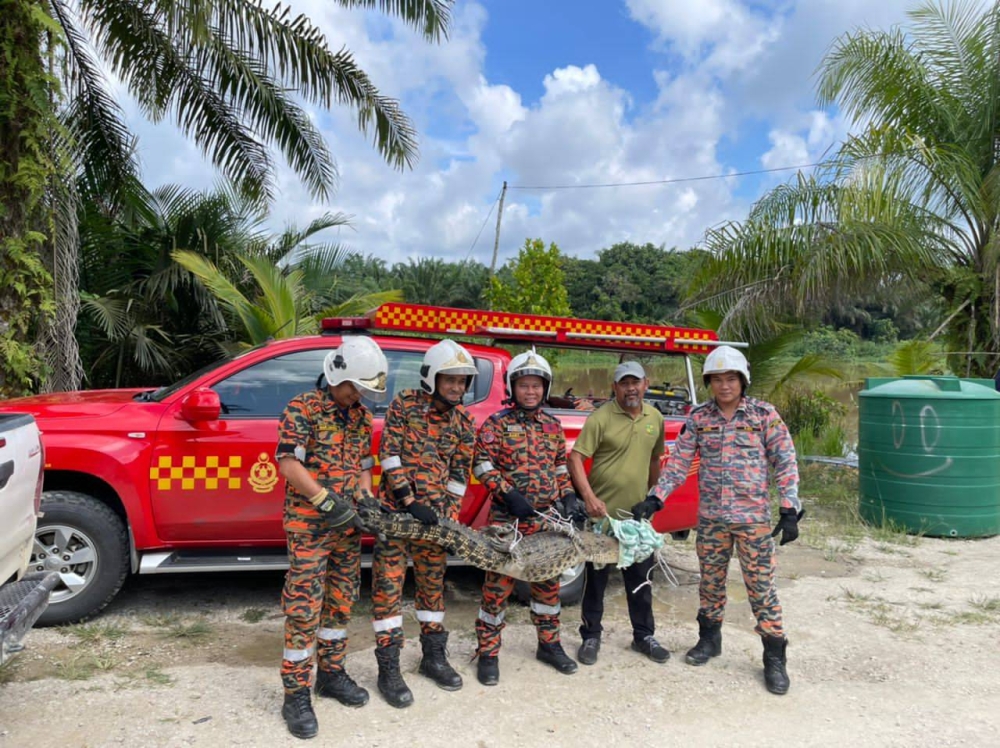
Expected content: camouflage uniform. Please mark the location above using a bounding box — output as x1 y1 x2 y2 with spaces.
276 388 375 694
651 395 800 636
371 389 475 647
472 407 574 657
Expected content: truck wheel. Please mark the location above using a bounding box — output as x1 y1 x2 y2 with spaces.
30 491 129 626
514 562 586 607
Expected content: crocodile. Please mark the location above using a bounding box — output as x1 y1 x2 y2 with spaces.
356 499 619 582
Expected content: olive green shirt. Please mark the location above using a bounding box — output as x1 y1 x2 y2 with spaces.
571 399 665 517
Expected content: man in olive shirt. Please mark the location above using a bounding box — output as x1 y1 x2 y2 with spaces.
567 361 670 666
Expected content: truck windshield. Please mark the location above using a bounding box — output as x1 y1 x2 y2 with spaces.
145 347 262 402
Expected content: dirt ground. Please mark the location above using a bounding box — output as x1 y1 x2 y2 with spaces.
2 527 999 747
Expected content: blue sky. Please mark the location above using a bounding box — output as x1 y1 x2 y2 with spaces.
133 0 952 265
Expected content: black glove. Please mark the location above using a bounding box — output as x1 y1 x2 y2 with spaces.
501 488 535 519
630 494 663 522
405 501 439 526
556 492 586 522
313 490 361 529
771 507 804 545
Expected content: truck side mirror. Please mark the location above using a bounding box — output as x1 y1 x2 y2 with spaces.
180 388 221 422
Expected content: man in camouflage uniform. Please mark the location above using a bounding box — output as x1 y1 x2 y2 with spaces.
648 345 802 695
371 339 477 708
275 337 388 739
472 351 584 686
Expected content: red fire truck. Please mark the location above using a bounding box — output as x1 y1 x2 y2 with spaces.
0 303 721 624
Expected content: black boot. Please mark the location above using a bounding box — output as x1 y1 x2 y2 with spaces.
536 641 578 674
282 689 318 739
418 631 463 691
375 644 414 708
685 613 723 666
762 635 790 695
315 667 369 707
477 655 499 686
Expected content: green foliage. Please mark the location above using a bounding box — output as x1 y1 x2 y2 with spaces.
562 242 705 322
687 1 1000 378
0 2 59 396
886 339 946 376
787 326 894 361
486 238 572 316
775 388 847 439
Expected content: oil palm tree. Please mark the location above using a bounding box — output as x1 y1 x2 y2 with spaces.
2 0 452 394
690 0 1000 378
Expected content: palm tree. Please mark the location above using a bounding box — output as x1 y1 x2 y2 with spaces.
172 247 402 347
2 0 452 395
690 1 1000 378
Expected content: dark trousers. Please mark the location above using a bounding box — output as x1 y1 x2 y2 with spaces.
579 555 655 642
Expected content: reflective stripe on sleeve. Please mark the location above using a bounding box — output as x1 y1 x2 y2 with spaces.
472 461 495 479
446 480 467 497
282 646 314 663
372 616 403 633
360 456 375 471
555 465 568 475
317 628 347 641
415 609 445 623
530 601 561 616
477 608 505 627
382 455 402 470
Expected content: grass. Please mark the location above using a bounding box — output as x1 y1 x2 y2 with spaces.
65 622 130 644
55 653 121 681
918 568 948 583
139 612 182 628
145 666 174 686
868 602 919 633
240 608 267 624
164 619 214 641
836 586 876 604
969 595 1000 613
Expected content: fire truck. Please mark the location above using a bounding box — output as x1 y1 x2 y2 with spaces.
0 304 723 625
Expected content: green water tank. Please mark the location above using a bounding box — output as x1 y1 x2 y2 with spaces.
858 376 1000 537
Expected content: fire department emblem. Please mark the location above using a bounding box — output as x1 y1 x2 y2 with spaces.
249 452 278 493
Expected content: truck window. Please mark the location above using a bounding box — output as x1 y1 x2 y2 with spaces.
363 350 494 415
213 350 328 418
211 348 494 419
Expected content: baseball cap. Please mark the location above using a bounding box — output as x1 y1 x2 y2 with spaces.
614 361 646 382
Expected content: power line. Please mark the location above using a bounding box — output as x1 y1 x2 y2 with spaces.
507 161 827 191
465 188 502 261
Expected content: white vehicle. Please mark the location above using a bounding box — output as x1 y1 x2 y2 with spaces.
0 413 58 665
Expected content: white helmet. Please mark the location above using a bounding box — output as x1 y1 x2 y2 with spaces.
325 336 388 400
506 350 552 402
420 339 477 395
702 345 750 389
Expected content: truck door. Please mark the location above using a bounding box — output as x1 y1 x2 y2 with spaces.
149 349 332 542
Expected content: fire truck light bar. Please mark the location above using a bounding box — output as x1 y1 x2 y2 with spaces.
673 338 749 348
361 303 725 354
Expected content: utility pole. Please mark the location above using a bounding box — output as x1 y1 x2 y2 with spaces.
489 180 507 277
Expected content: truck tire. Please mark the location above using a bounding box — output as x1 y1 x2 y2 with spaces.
514 562 586 607
31 491 129 626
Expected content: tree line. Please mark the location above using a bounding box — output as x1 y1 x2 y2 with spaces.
3 0 998 395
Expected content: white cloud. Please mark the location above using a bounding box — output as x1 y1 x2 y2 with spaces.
125 0 956 270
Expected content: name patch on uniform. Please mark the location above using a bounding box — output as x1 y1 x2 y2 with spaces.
505 424 524 433
542 423 560 434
